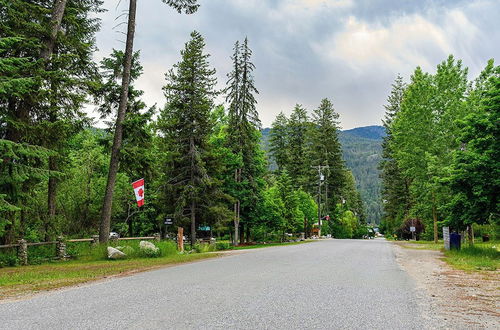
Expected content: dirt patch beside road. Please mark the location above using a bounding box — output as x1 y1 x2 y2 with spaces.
392 241 499 329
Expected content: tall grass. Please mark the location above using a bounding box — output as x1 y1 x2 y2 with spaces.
66 240 179 261
445 242 499 271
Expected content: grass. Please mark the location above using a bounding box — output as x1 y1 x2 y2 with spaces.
0 253 219 300
395 239 499 271
0 240 220 300
444 242 499 271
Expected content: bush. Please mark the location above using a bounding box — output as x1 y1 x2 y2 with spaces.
192 243 216 253
215 242 231 250
0 253 19 267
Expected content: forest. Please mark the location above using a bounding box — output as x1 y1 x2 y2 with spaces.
380 56 499 242
0 0 369 248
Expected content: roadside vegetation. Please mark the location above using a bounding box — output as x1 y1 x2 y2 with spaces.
379 56 499 244
0 251 218 300
397 239 499 271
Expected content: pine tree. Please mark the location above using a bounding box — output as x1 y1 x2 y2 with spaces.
379 75 410 235
159 31 217 247
286 104 310 190
269 112 289 172
225 37 264 245
308 98 345 215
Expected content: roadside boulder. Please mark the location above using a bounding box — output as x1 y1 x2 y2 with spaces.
139 240 160 254
107 246 126 259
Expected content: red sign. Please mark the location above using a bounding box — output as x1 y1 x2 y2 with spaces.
132 178 145 207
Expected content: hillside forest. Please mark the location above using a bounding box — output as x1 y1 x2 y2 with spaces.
1 0 369 246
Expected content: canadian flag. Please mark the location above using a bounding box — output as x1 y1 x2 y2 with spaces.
132 178 145 207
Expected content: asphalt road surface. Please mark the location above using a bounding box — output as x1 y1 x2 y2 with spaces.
0 239 436 329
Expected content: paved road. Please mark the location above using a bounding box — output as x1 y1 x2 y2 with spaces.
0 239 435 329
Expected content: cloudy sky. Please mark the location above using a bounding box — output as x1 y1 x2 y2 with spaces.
92 0 499 129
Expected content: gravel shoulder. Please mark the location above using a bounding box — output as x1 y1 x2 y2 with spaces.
392 241 499 329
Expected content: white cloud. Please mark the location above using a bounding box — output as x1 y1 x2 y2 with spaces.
313 9 478 74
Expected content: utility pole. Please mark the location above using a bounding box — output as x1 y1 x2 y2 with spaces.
312 165 328 237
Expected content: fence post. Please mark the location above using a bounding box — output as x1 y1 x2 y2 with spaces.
91 235 99 246
153 233 161 242
56 236 67 260
17 239 28 266
177 227 184 252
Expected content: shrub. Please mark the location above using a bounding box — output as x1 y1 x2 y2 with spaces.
215 242 231 250
0 253 18 267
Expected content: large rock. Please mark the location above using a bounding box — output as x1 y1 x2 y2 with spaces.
107 246 126 259
139 240 159 253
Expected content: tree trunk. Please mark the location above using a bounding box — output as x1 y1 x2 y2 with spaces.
46 156 58 241
233 202 239 246
99 0 137 243
467 225 474 245
41 0 68 61
239 222 244 244
233 168 240 246
432 206 438 244
191 200 196 247
245 223 250 243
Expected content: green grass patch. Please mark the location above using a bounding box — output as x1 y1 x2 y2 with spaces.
395 239 499 271
444 242 499 271
0 252 219 300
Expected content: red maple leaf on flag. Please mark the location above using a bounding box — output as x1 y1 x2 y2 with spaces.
138 188 144 197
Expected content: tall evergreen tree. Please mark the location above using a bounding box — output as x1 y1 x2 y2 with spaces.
379 75 411 235
286 104 310 190
308 98 345 215
225 37 264 245
159 31 217 247
269 112 289 172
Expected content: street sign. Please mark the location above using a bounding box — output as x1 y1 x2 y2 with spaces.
410 226 416 232
198 226 211 231
164 218 173 225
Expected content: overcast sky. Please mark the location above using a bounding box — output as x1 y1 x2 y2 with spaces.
92 0 499 129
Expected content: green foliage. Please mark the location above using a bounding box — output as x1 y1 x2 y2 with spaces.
382 55 499 238
215 241 231 250
158 31 222 245
445 73 500 229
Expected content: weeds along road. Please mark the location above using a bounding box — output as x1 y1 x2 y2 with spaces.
0 239 435 329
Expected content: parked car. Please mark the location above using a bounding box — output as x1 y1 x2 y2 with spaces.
109 232 120 239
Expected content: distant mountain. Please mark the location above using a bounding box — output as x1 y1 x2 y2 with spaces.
342 125 386 140
261 125 384 224
339 126 384 224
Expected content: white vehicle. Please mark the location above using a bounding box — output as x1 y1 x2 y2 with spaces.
109 232 120 239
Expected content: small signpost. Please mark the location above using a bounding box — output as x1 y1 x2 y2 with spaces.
443 226 450 250
410 226 416 232
164 218 173 225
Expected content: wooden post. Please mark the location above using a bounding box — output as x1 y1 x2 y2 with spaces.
153 233 160 242
91 235 99 246
177 227 184 252
18 239 28 266
56 236 67 260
